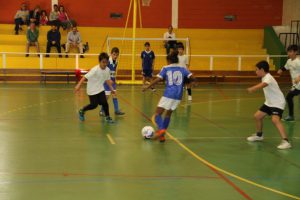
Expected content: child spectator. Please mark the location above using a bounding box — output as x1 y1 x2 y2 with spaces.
40 10 49 25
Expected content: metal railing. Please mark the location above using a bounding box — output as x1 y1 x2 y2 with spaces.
0 52 288 71
279 33 299 49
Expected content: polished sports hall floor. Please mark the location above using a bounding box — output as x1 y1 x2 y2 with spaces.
0 83 299 200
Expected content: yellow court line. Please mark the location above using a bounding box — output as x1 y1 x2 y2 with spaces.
106 134 116 145
166 131 300 200
150 116 300 199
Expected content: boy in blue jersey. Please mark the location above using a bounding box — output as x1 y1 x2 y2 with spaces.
102 47 125 116
143 51 194 142
141 42 156 91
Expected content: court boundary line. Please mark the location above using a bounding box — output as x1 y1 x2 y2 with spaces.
119 96 300 200
120 96 252 200
106 134 116 145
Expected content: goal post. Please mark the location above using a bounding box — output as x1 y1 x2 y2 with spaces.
106 37 190 84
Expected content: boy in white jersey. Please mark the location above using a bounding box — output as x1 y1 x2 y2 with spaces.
277 45 300 121
75 52 115 123
177 42 192 101
247 61 291 149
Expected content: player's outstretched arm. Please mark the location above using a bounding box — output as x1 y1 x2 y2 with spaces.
74 77 87 92
247 82 268 93
143 77 162 92
106 80 116 95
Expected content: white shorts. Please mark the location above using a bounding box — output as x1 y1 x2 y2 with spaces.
105 90 116 96
157 97 181 111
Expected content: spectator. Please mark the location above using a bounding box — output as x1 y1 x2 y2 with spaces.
14 3 29 35
40 10 48 25
58 5 75 30
49 4 60 29
65 26 84 58
46 25 62 58
26 23 40 57
28 6 41 26
163 25 176 54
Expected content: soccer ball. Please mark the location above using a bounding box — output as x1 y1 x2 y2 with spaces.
141 126 155 139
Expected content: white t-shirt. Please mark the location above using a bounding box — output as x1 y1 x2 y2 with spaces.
84 65 111 95
262 73 285 109
178 55 189 68
284 58 300 90
163 32 176 40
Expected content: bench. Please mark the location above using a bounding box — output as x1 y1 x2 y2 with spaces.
41 70 87 83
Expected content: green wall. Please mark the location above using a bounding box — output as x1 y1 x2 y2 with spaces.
263 27 287 69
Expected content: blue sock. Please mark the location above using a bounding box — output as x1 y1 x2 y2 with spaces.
155 114 164 130
163 117 171 129
113 98 119 112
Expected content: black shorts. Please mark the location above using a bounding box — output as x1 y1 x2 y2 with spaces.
259 104 283 118
184 77 191 84
142 69 153 78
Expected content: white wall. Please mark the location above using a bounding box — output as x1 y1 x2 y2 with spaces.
282 0 300 25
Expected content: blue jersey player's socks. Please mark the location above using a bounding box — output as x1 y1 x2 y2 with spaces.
163 117 171 129
155 114 164 130
113 98 120 112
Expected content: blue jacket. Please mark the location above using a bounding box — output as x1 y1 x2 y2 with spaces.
47 30 61 44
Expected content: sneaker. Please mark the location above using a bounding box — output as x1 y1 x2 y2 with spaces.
15 31 19 35
151 88 156 92
78 109 85 121
188 95 192 101
45 55 50 58
277 140 292 150
99 111 104 117
247 134 264 142
159 135 166 143
80 55 84 58
65 55 69 58
115 110 125 115
153 129 166 142
105 116 114 123
25 54 29 57
283 116 295 122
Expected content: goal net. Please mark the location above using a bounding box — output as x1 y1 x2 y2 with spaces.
106 37 190 84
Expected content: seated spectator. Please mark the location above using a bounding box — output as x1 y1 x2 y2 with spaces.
65 26 84 58
26 23 40 57
40 10 49 25
163 25 177 54
46 25 62 58
49 4 60 29
14 3 29 35
58 5 75 30
28 6 41 26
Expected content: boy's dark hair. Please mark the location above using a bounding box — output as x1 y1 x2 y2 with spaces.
167 51 179 64
53 4 58 7
98 52 109 62
111 47 120 54
144 42 150 47
256 61 269 72
287 44 298 52
177 42 184 50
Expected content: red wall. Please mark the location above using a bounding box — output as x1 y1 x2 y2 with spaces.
60 0 171 27
1 0 51 23
0 0 282 28
179 0 283 28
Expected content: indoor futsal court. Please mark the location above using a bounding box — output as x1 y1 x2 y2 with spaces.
1 0 300 199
